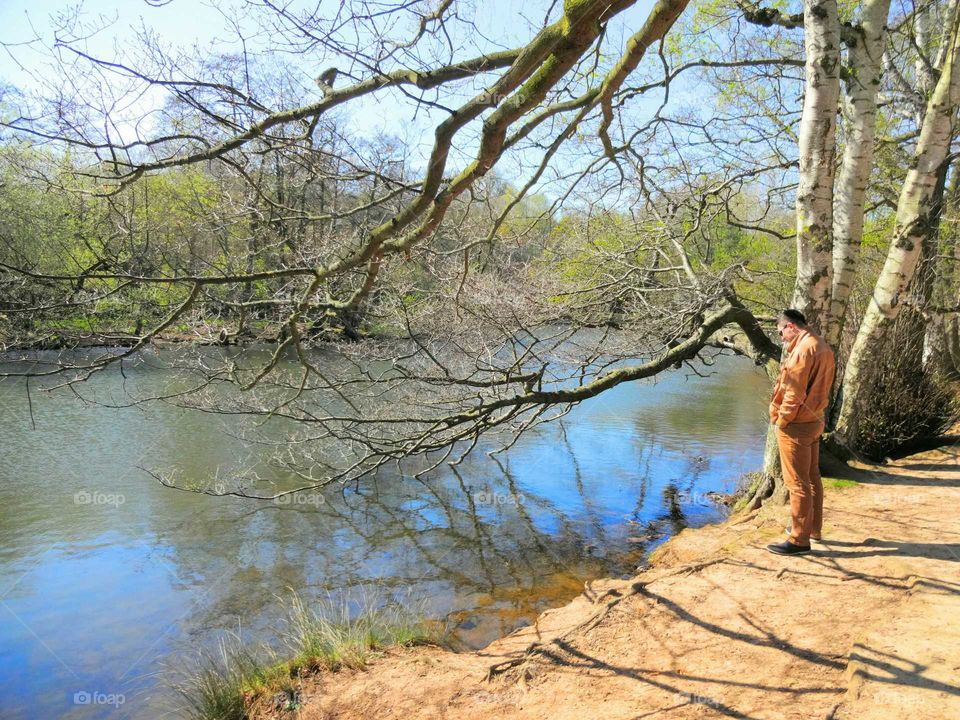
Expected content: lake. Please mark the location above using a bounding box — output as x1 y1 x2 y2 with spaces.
0 348 771 719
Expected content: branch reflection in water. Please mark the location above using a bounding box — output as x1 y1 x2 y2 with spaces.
0 349 769 718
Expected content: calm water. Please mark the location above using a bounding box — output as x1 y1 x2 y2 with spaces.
0 349 770 719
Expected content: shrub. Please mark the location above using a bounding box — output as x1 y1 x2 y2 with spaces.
851 314 958 459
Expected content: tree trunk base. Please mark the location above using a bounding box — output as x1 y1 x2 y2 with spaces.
821 431 854 462
733 471 787 513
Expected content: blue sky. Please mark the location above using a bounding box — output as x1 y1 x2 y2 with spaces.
0 1 227 56
0 0 665 196
0 1 224 81
0 1 660 112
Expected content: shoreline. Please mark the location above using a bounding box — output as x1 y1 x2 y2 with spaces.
240 441 960 719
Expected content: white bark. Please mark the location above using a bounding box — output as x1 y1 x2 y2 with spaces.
915 2 938 102
793 0 842 333
827 0 892 348
755 0 841 503
934 0 960 70
835 6 960 448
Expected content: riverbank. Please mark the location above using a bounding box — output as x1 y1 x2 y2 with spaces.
246 441 960 719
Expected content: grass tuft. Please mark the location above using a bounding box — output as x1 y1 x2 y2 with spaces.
173 589 445 720
171 635 286 720
823 477 859 489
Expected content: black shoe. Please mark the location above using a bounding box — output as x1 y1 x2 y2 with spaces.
767 540 812 556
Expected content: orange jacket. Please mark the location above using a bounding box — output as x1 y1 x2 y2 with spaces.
769 328 836 427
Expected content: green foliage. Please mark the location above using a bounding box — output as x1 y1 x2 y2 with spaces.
703 206 794 310
861 213 896 253
541 212 643 285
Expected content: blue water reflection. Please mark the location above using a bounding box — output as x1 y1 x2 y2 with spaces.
0 351 770 718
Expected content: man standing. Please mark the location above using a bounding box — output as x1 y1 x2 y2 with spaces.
767 309 836 556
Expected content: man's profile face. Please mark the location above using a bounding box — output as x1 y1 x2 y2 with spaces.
777 320 800 344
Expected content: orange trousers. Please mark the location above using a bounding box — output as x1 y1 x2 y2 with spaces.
776 421 824 546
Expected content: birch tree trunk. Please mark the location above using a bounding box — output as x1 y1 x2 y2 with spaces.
834 7 960 450
915 2 939 101
908 0 960 373
748 0 841 511
792 0 842 334
827 0 891 348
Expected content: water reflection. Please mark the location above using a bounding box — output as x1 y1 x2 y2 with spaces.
0 352 770 719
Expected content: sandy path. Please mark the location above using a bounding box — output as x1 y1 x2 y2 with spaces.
253 443 960 720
